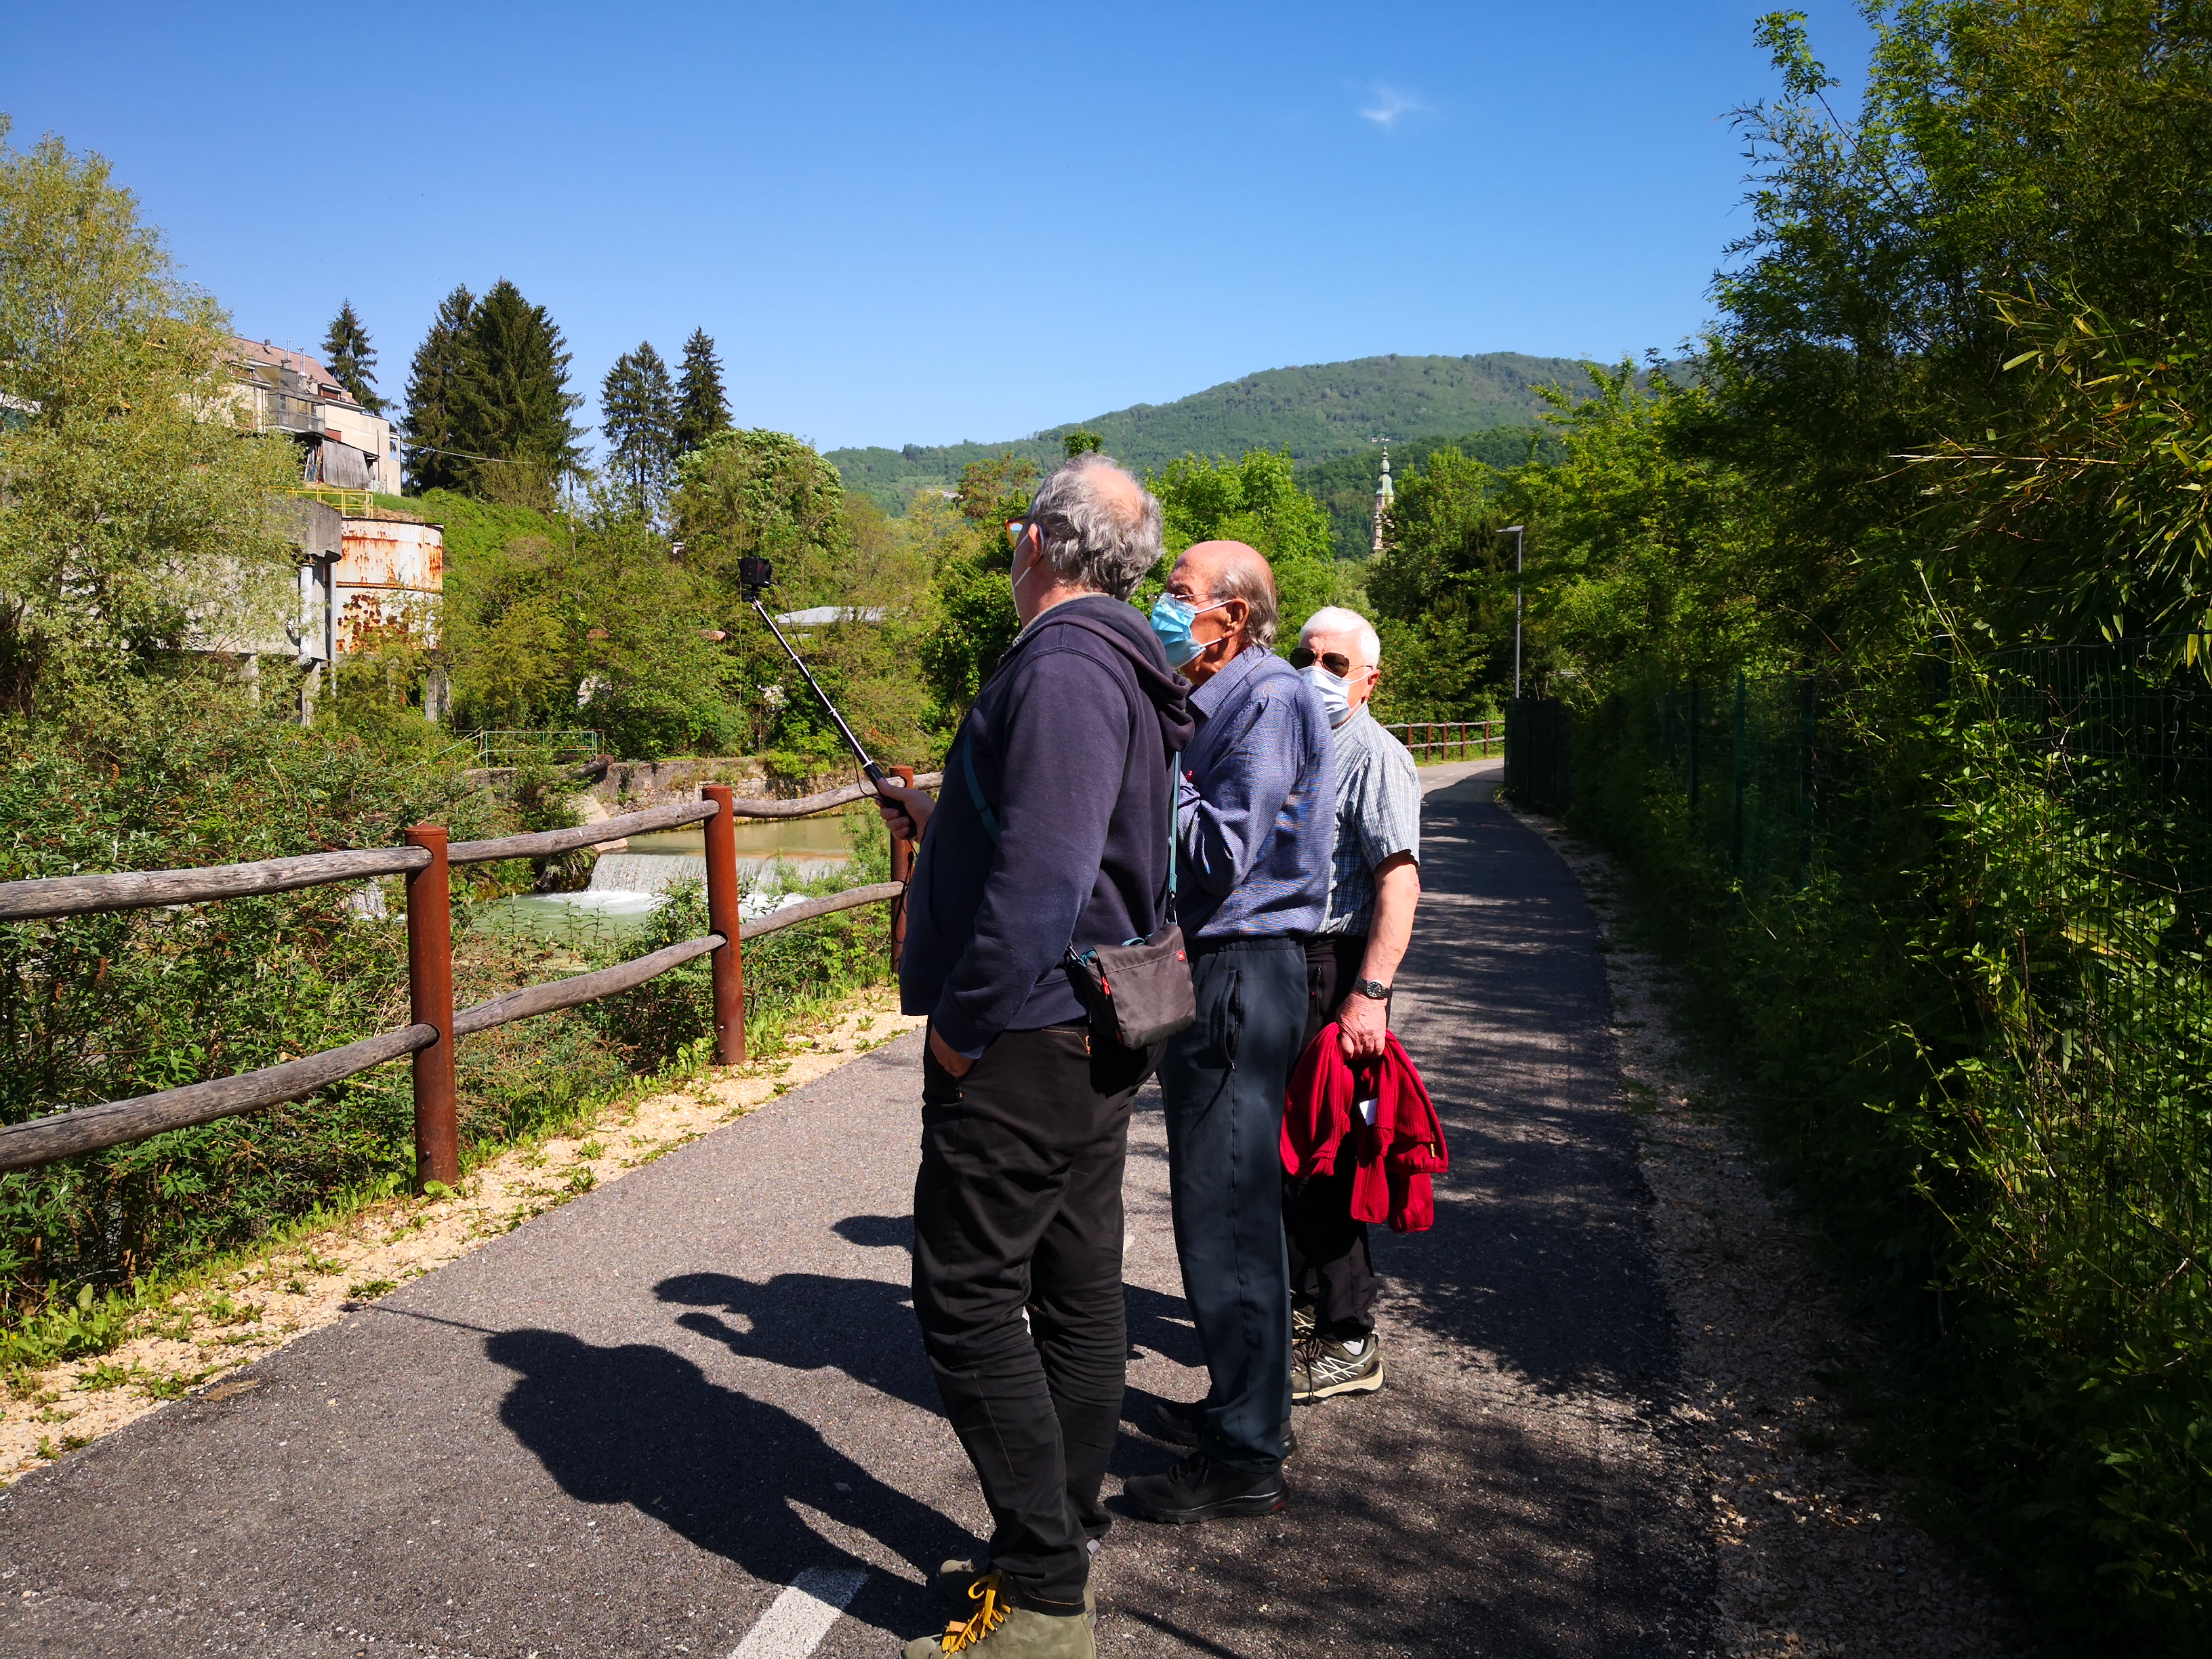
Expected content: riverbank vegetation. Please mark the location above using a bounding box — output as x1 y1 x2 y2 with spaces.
0 122 912 1357
1378 5 2212 1647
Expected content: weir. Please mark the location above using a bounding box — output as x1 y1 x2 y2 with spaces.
588 851 707 894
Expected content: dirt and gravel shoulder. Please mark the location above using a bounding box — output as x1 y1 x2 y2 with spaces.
0 985 925 1488
1505 800 2036 1658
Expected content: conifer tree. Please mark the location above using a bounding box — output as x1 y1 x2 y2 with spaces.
401 284 474 494
447 278 584 497
319 299 384 413
675 327 731 453
600 340 678 512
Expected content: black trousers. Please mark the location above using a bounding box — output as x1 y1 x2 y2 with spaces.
912 1024 1155 1610
1157 936 1308 1471
1283 933 1380 1339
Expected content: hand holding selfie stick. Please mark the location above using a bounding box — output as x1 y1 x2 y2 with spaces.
737 556 892 794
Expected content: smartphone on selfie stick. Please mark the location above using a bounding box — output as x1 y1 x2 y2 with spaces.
737 555 893 795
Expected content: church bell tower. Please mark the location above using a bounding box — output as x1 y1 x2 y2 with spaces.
1372 444 1394 555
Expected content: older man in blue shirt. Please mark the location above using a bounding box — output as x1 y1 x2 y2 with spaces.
1122 539 1334 1526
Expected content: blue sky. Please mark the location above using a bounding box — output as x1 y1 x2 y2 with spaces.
3 2 1875 457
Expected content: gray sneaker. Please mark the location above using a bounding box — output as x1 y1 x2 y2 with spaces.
1292 1301 1317 1341
1292 1331 1383 1403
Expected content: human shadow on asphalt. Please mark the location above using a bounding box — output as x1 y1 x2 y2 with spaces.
485 1328 964 1620
655 1269 939 1412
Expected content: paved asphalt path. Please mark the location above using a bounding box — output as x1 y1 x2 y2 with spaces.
0 762 1706 1658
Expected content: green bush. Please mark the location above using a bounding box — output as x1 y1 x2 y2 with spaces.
1565 647 2212 1647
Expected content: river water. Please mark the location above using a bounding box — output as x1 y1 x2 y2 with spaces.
472 817 858 943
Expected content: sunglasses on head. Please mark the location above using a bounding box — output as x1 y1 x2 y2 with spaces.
1288 644 1355 676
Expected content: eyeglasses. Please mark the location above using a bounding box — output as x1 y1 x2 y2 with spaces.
1288 645 1357 677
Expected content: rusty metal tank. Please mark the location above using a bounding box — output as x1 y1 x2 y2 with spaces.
335 514 444 652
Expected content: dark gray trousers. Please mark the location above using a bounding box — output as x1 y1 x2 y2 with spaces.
1157 936 1307 1471
912 1025 1156 1610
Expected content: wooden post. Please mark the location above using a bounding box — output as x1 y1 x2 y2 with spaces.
888 764 915 970
701 785 745 1067
403 825 458 1190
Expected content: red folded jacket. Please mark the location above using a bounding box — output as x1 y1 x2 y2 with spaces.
1279 1025 1450 1233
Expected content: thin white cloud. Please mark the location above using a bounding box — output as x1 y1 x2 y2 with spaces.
1359 85 1432 130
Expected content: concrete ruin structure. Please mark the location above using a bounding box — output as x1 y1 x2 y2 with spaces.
271 499 448 723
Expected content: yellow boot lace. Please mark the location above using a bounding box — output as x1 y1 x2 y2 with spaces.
939 1570 1008 1652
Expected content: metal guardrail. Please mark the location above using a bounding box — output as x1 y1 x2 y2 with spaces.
1382 719 1500 761
0 772 935 1179
475 729 602 768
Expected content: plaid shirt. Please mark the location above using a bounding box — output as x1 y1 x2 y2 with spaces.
1175 644 1335 940
1320 708 1421 937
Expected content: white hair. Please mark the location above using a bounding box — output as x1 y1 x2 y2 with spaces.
1300 605 1381 667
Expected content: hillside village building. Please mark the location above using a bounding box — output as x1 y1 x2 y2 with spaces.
228 337 401 492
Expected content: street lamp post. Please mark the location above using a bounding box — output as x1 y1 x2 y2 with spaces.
1500 525 1527 699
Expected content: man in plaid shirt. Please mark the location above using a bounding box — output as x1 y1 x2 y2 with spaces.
1284 605 1423 1404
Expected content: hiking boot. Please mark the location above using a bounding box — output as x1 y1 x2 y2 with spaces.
905 1571 1094 1657
1122 1452 1287 1524
1292 1300 1317 1341
937 1561 1092 1622
1147 1399 1296 1458
1292 1330 1384 1404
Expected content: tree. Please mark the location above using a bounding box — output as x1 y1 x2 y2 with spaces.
1063 428 1103 459
401 285 474 494
438 506 742 758
1698 1 2212 658
599 341 678 514
918 455 1042 715
676 328 731 453
670 427 850 597
0 119 298 719
1149 448 1342 647
319 300 384 413
447 278 585 503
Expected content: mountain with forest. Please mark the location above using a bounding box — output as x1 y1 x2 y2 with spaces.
826 352 1597 511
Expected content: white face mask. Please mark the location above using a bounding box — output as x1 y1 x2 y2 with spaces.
1300 663 1352 727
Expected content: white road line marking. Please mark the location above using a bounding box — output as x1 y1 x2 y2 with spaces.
729 1566 868 1659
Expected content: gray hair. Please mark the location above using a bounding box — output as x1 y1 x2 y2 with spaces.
1300 605 1381 666
1027 454 1162 600
1201 547 1281 650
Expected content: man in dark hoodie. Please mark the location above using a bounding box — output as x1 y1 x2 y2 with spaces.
874 453 1192 1659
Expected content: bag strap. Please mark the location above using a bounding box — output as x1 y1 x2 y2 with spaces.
961 731 1002 844
1164 750 1180 926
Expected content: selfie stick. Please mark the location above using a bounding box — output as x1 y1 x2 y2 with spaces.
737 556 892 794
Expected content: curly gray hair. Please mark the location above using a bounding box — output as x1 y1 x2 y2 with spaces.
1027 454 1163 601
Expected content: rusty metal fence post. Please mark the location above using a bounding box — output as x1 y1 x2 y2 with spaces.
701 785 745 1066
403 825 458 1190
888 764 915 970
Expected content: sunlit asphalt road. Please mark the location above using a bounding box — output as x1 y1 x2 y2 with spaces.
0 762 1706 1658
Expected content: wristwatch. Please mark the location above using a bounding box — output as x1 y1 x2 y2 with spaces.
1350 977 1391 1001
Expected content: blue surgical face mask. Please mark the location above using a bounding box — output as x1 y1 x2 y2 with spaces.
1301 663 1353 727
1148 594 1227 670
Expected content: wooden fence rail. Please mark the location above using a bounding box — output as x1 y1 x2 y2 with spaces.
0 773 933 1180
